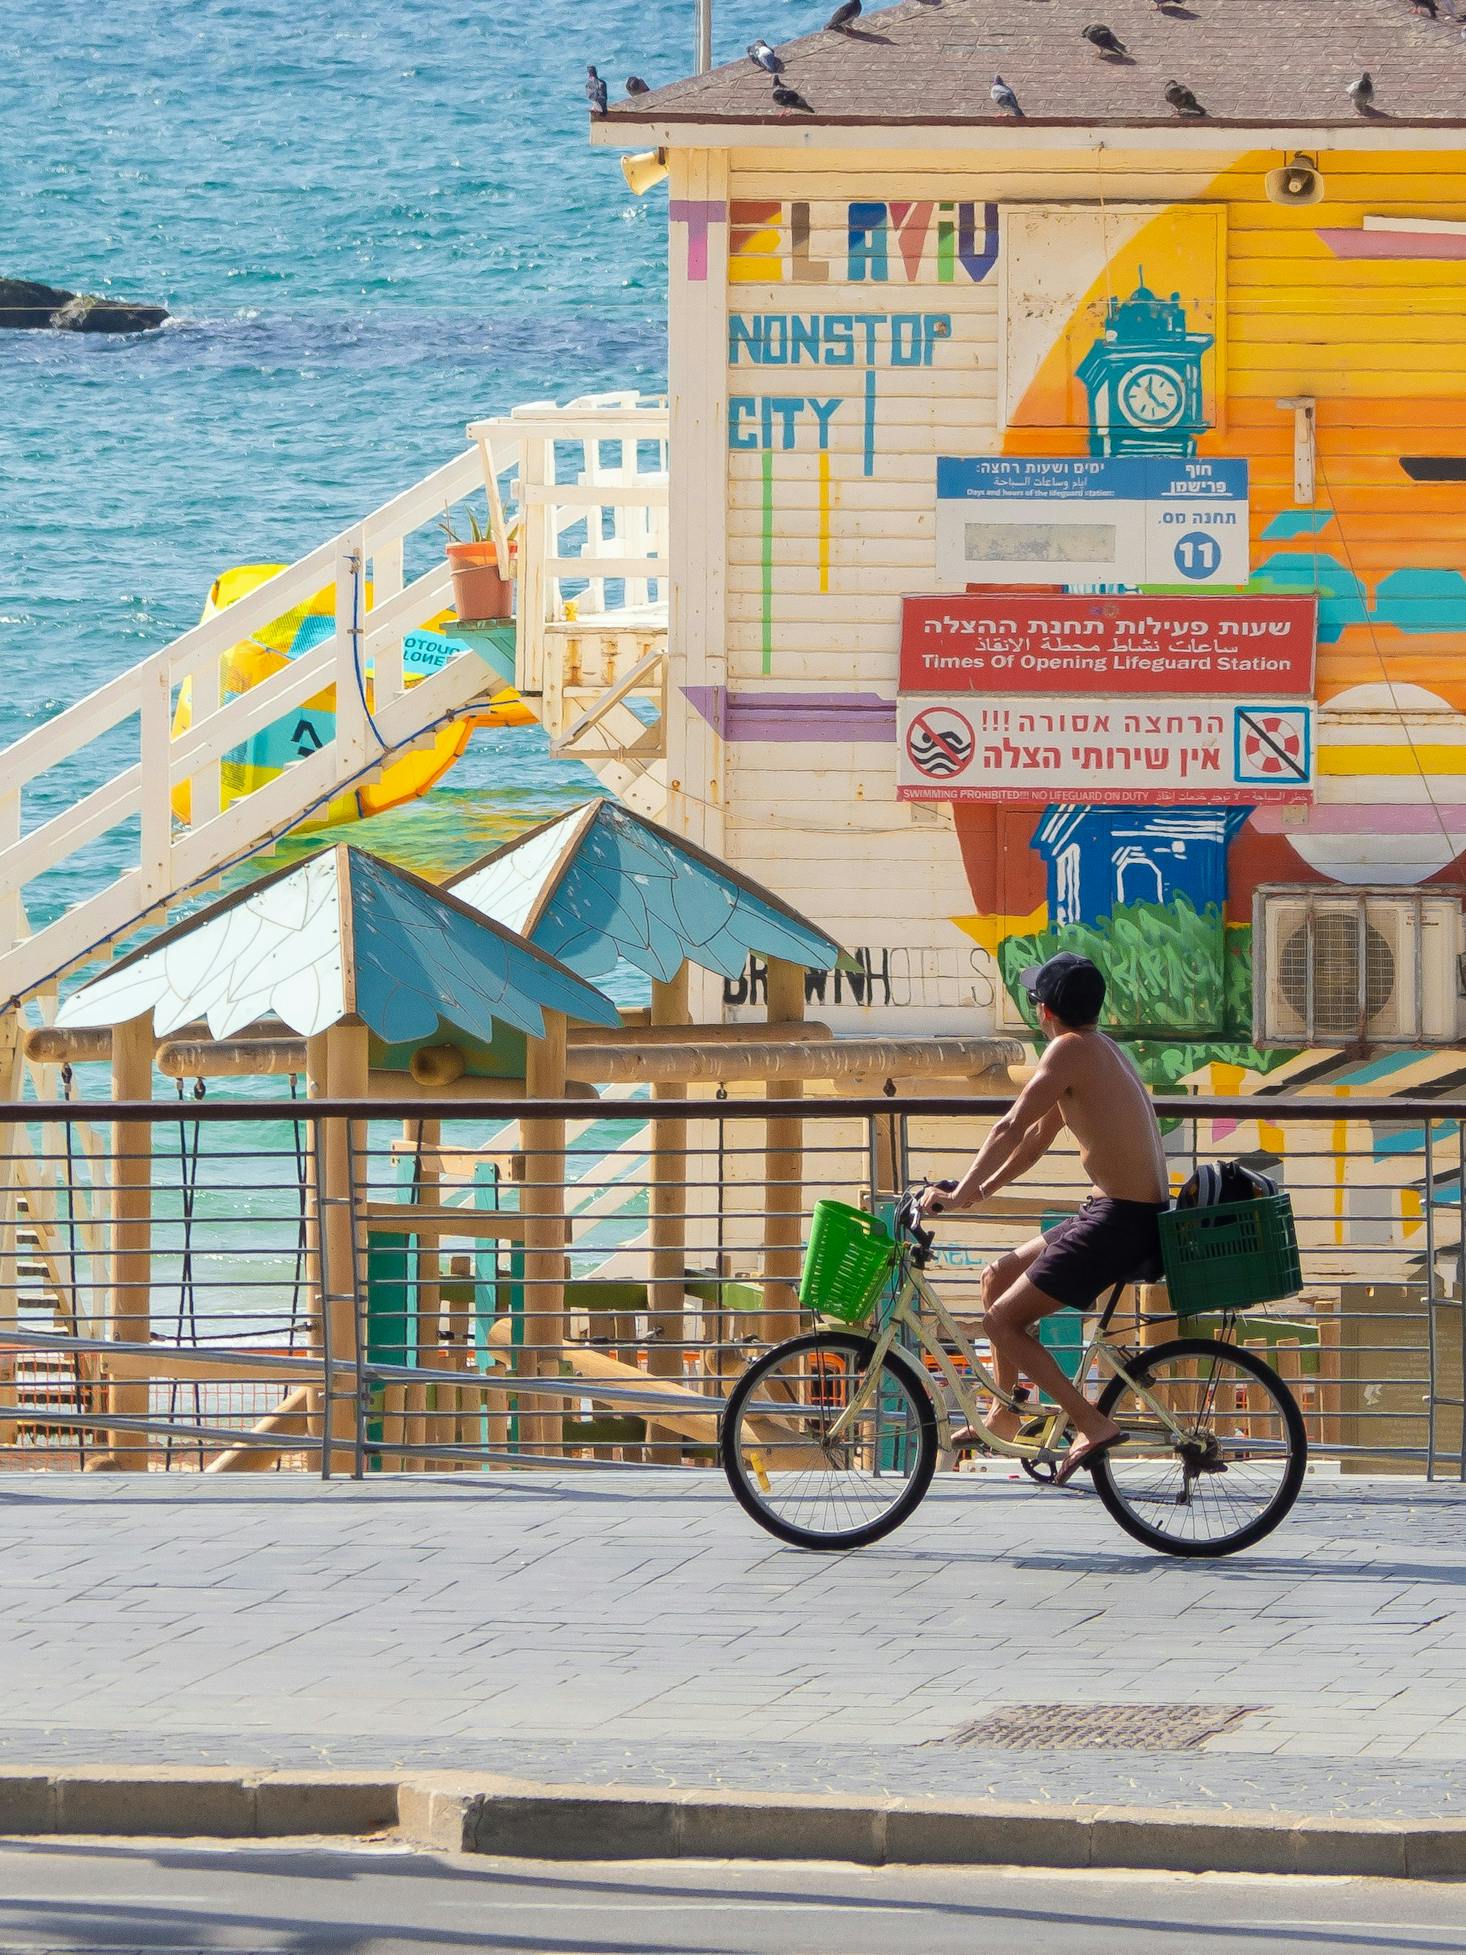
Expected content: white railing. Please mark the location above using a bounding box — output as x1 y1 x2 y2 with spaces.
470 397 670 699
0 395 675 1014
0 447 491 1010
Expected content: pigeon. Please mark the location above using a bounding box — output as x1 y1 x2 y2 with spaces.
748 38 784 73
625 75 651 95
1164 79 1206 117
1348 72 1374 111
773 80 814 111
990 75 1023 116
1082 23 1128 55
825 0 861 30
585 65 609 115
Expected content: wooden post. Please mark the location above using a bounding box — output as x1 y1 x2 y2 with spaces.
320 1021 368 1474
0 1009 22 1460
761 959 805 1345
521 1010 568 1458
106 1016 154 1470
302 1032 331 1449
646 968 690 1463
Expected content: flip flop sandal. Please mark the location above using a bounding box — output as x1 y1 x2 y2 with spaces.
951 1388 1032 1452
1053 1431 1130 1488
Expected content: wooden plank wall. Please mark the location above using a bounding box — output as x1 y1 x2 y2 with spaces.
689 143 1466 1040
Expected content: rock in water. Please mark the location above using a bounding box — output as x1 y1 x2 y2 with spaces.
0 277 169 333
0 277 74 329
49 294 169 333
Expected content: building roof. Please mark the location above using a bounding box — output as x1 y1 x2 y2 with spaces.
606 0 1466 130
56 844 622 1042
447 798 850 983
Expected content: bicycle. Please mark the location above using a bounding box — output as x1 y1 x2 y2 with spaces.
720 1186 1308 1558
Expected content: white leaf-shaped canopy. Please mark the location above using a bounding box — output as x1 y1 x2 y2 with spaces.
448 800 849 983
57 845 622 1042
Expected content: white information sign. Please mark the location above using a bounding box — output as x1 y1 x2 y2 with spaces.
897 692 1312 805
934 457 1249 590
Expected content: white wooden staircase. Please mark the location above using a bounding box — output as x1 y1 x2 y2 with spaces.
0 396 670 1014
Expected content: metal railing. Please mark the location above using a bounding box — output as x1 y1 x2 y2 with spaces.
0 1091 1461 1480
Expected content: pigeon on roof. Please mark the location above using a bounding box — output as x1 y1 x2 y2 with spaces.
626 75 651 95
586 65 609 116
825 0 861 29
1349 72 1374 111
773 80 814 111
748 38 783 73
991 75 1023 116
1082 23 1127 56
1164 79 1205 117
603 0 1466 129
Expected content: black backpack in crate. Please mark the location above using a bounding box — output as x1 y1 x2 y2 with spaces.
1175 1161 1279 1210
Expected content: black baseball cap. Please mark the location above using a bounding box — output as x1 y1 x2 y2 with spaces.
1018 952 1106 1025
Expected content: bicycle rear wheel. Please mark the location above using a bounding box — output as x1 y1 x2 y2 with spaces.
720 1330 938 1549
1093 1336 1307 1558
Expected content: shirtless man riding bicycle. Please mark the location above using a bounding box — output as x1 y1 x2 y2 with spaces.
917 952 1170 1485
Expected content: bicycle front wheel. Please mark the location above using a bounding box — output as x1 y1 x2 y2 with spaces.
720 1330 938 1549
1093 1336 1307 1558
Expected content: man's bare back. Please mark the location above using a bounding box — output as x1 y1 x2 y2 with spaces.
1046 1029 1168 1204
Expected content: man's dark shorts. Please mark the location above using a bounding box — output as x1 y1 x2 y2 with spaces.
1028 1196 1168 1312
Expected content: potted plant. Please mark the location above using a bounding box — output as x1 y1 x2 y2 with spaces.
440 505 513 623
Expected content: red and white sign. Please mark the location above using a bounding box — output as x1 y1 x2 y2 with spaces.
899 594 1316 696
904 705 975 781
895 695 1314 806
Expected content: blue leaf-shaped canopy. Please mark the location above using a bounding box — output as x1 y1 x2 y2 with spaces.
58 844 622 1043
446 800 847 983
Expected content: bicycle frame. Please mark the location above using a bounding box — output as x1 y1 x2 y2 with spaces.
824 1249 1200 1463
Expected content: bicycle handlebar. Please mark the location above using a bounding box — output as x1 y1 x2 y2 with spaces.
894 1180 956 1267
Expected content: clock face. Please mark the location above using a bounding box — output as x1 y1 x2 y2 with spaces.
1116 363 1186 429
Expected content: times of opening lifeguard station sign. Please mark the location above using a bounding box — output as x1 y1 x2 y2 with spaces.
896 594 1317 806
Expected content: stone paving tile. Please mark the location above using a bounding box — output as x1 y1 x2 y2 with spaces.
2 1471 1466 1818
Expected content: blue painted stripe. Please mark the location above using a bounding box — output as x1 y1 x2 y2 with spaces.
1262 509 1334 540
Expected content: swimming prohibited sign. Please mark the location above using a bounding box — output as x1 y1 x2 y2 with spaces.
904 705 975 781
896 695 1314 804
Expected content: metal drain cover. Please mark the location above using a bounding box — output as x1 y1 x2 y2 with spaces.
944 1703 1258 1752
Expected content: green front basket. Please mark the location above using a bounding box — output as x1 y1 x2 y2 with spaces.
799 1200 897 1325
1159 1194 1302 1318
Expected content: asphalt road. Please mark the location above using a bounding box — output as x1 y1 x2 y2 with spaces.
0 1842 1463 1955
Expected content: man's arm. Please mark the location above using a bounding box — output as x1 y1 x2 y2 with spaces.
923 1045 1072 1213
977 1105 1064 1197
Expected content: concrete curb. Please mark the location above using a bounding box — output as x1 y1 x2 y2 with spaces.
0 1768 398 1840
4 1768 1464 1879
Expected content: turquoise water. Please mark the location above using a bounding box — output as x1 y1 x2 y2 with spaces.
1 0 782 928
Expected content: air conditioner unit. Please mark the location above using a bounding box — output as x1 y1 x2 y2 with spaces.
1254 886 1461 1047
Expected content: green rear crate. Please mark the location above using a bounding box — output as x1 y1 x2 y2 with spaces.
1159 1194 1301 1317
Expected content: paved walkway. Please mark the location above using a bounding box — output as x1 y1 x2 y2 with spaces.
3 1472 1465 1820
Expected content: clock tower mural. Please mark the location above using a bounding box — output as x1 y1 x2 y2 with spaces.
1076 274 1213 458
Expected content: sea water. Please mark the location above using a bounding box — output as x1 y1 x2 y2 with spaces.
1 0 788 929
3 0 803 1313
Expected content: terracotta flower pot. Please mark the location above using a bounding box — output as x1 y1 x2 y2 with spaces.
446 539 511 623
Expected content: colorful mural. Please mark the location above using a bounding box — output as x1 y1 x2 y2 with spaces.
703 160 1466 1079
958 163 1466 1068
